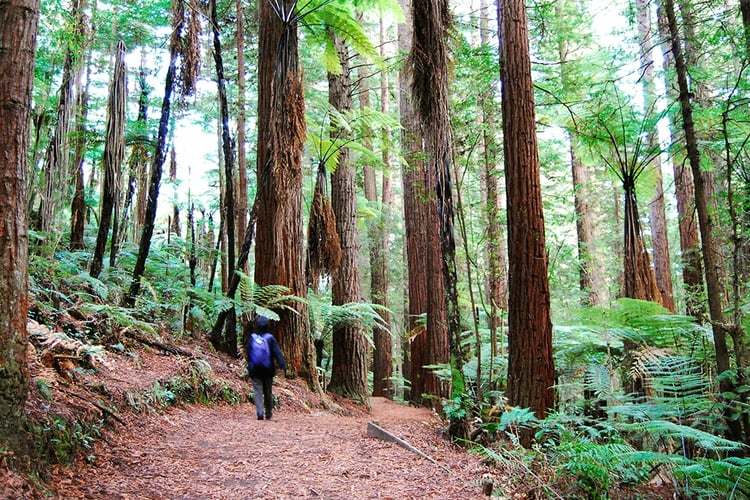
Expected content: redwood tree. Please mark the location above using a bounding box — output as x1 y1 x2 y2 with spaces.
499 0 556 445
327 32 369 400
0 0 39 454
398 0 428 403
636 0 674 312
656 5 704 319
254 0 313 378
365 19 394 398
480 0 508 363
409 0 456 409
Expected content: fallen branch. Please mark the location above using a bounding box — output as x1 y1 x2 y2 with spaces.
60 388 125 425
122 330 193 357
367 421 486 494
366 421 441 467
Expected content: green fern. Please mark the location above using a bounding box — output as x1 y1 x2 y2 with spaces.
300 0 381 74
237 272 307 318
82 303 157 337
309 296 391 347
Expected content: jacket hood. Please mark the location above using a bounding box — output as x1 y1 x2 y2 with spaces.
255 315 271 330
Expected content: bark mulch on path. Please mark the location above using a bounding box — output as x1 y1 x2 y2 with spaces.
6 322 507 499
51 387 502 499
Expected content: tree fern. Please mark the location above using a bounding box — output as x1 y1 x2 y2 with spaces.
298 0 384 74
236 272 306 319
309 295 391 347
559 441 647 493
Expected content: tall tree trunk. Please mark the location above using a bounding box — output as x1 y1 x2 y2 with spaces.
41 51 74 233
656 5 703 318
235 0 248 272
663 0 740 441
119 52 150 249
90 40 126 279
570 141 606 305
327 33 368 400
637 0 674 312
409 0 455 410
556 1 606 307
168 147 181 237
131 52 151 243
210 0 238 357
69 0 92 250
0 0 38 455
398 0 428 404
480 0 508 376
38 48 74 233
254 0 313 378
126 3 182 307
368 17 393 398
499 0 556 446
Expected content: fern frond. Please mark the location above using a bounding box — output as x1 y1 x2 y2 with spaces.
673 455 750 498
237 273 303 316
82 303 157 336
584 364 613 398
314 301 391 346
500 406 540 431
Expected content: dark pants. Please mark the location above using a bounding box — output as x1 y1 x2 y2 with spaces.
251 376 274 419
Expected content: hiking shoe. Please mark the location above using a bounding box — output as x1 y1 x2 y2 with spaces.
257 415 264 420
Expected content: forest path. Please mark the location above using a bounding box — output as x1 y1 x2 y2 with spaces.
51 390 496 499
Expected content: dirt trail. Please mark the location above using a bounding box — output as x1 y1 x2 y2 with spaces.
51 392 496 499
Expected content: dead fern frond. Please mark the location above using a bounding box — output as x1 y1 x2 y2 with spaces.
307 162 341 289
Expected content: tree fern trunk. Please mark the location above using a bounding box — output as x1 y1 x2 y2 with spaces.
91 40 126 279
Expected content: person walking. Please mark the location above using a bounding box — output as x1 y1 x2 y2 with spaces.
246 315 286 420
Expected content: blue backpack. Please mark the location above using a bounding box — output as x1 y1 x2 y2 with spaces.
249 333 272 370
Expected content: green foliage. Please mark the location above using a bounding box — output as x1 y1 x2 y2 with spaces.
26 417 101 466
470 300 750 498
308 292 392 350
125 360 245 413
306 99 402 173
237 273 307 319
299 0 386 74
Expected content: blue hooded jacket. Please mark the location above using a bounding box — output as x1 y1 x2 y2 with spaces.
247 316 286 378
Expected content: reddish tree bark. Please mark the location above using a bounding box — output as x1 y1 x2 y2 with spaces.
656 4 704 319
0 0 39 454
637 0 674 312
327 32 369 400
399 0 428 403
499 0 556 446
409 0 456 409
254 0 313 378
360 24 393 398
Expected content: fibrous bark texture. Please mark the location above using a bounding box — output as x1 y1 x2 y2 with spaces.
0 0 39 454
499 0 556 446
